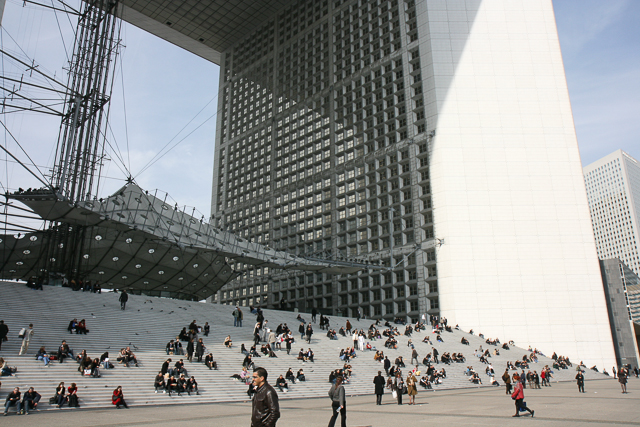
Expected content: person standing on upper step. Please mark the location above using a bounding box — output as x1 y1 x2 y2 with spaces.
345 320 352 335
0 320 8 351
18 324 34 355
119 290 128 310
312 307 317 323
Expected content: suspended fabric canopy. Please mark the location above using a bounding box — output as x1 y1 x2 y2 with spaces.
1 183 361 299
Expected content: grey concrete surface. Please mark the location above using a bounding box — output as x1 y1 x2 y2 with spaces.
2 377 638 426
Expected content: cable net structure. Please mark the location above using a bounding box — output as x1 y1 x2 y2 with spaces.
52 0 121 202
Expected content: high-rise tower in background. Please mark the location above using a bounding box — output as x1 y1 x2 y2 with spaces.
583 150 640 276
210 0 616 368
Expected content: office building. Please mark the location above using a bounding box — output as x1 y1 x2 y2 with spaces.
584 150 640 276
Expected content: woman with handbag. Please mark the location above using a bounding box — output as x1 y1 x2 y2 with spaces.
406 373 418 405
68 383 80 407
112 386 128 408
511 374 534 417
55 382 67 408
394 372 404 405
327 376 346 427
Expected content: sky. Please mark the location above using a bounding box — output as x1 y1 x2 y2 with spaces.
0 0 639 222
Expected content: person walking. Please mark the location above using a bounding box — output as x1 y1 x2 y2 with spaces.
618 368 628 393
410 348 419 365
406 372 417 405
19 324 34 355
394 372 404 405
502 369 512 395
328 376 347 427
373 371 385 405
119 290 128 310
511 374 534 417
312 307 317 323
575 370 585 393
251 367 280 427
384 356 391 376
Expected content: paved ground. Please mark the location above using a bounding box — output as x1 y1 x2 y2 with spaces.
3 377 639 426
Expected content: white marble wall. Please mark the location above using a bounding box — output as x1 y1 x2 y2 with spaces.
419 0 616 368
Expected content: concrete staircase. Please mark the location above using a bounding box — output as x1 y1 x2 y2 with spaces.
0 281 606 411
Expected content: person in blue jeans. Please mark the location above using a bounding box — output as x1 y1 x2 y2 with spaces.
3 387 21 416
36 347 50 366
22 387 41 414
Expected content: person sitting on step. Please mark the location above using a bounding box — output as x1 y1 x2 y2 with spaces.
154 372 166 393
67 383 80 407
186 376 199 395
297 369 306 382
204 353 218 370
76 319 88 334
58 340 74 363
166 376 178 396
286 368 297 383
276 375 289 392
174 359 188 377
112 386 128 409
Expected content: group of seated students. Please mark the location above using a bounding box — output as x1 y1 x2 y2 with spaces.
551 353 572 369
485 337 500 346
2 386 44 415
116 347 139 367
161 358 189 379
395 356 406 368
77 352 102 377
373 350 385 362
419 365 446 387
339 347 357 361
35 340 73 367
273 368 307 392
166 339 184 355
326 328 338 340
67 318 88 334
52 382 81 408
328 368 350 384
384 336 398 349
297 348 314 362
404 325 414 336
439 352 464 364
154 372 199 396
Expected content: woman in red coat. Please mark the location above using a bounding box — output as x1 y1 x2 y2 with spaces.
511 374 534 417
112 386 128 409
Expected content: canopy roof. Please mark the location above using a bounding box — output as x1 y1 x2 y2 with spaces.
1 183 361 299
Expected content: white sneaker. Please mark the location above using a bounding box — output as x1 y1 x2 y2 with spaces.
155 390 158 394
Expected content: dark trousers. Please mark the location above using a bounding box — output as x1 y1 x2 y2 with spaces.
578 383 584 393
328 401 346 427
121 301 126 310
376 394 382 405
515 398 532 415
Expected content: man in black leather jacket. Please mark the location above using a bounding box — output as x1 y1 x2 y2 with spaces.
251 367 280 427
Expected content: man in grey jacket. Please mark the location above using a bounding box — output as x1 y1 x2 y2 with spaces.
328 376 346 427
